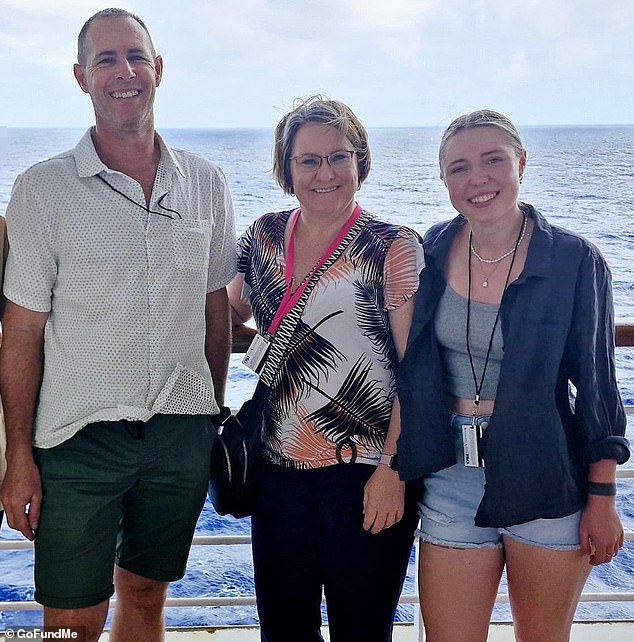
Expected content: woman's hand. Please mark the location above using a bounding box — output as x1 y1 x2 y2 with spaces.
579 495 624 566
362 464 405 534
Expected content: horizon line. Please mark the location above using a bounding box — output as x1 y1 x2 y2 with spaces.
2 123 634 131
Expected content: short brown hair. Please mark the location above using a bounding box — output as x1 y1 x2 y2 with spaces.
439 109 524 179
273 96 371 195
77 8 155 65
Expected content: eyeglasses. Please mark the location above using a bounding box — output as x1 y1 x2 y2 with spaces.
290 150 357 173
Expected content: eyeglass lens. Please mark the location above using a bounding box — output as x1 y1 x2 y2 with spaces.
293 150 356 171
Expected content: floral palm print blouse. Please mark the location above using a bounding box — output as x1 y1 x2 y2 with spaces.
237 208 424 469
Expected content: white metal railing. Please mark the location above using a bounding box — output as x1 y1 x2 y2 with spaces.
2 427 634 612
1 514 633 612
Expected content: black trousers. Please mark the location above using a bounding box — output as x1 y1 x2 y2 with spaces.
252 461 420 642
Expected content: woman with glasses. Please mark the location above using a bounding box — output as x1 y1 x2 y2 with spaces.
228 96 423 642
397 109 629 641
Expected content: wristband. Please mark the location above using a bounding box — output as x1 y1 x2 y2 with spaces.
379 453 398 470
587 481 617 496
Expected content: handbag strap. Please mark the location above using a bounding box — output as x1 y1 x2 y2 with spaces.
256 208 370 389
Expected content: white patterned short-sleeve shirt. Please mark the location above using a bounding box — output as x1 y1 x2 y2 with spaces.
4 129 237 448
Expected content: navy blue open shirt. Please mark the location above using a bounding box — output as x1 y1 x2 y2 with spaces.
397 204 629 528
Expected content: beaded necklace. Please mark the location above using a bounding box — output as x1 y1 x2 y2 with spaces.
470 214 528 264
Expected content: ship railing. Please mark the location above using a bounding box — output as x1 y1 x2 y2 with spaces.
1 517 633 612
1 320 633 614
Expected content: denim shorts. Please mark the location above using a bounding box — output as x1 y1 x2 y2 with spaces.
417 413 582 551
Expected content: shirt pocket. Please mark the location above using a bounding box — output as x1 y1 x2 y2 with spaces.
171 220 211 271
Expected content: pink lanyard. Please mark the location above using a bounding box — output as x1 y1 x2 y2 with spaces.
268 204 362 335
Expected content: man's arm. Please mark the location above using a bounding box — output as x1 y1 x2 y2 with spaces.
0 301 48 540
205 287 231 408
0 216 8 318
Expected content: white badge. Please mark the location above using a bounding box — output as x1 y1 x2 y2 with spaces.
242 333 271 373
461 424 484 468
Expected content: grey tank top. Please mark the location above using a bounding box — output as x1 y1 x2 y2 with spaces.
434 284 503 401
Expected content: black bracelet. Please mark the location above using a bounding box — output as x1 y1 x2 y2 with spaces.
587 481 617 496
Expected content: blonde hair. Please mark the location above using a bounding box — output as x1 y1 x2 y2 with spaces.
439 109 524 179
273 96 371 195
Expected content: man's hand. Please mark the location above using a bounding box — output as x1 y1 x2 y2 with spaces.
1 452 42 540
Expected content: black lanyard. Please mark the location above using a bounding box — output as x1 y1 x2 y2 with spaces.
96 174 182 219
466 213 526 424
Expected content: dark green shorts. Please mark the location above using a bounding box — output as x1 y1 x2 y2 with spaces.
34 414 214 609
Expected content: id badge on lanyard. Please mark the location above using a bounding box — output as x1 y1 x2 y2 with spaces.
242 333 271 373
461 419 487 468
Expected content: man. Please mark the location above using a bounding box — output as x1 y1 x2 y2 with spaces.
0 8 236 641
0 214 7 527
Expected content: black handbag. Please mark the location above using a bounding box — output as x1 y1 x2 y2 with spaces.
208 296 308 519
208 381 268 518
208 208 369 518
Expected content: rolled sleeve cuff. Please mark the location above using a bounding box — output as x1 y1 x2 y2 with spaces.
584 436 631 465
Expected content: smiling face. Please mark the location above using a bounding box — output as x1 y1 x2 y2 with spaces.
73 16 162 137
289 123 359 221
441 126 526 225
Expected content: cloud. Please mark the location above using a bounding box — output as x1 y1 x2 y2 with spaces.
496 52 529 81
0 0 632 127
0 0 103 68
153 0 443 72
344 0 437 30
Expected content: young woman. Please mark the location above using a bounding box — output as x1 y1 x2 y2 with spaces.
397 110 629 642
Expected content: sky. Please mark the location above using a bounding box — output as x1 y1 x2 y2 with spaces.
1 0 633 129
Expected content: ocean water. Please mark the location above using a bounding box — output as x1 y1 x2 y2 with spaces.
0 126 633 628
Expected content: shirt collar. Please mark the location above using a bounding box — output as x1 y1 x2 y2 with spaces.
424 215 465 273
154 131 186 178
515 202 553 282
73 129 107 178
73 128 186 179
